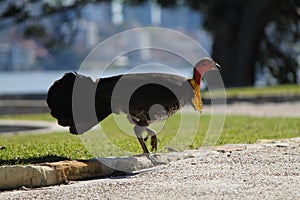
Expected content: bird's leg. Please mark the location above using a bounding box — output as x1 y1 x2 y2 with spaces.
134 125 149 154
129 115 158 151
133 125 162 165
145 127 157 151
143 127 155 141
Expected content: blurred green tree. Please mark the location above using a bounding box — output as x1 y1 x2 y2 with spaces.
184 0 300 86
0 0 299 86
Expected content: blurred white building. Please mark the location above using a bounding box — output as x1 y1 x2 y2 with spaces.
0 1 212 70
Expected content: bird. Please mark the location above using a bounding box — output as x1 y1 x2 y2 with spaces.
46 58 220 164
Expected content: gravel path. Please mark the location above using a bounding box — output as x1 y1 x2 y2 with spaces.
1 142 299 199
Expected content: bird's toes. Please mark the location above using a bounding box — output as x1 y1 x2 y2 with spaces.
147 153 166 166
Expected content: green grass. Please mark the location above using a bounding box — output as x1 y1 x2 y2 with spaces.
202 84 300 98
0 132 91 165
0 113 299 165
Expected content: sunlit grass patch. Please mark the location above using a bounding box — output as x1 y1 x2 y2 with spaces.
0 113 299 165
203 84 300 99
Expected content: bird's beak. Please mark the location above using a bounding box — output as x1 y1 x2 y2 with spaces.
215 63 221 71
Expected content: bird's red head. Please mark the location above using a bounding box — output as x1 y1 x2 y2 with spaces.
190 58 220 111
193 58 220 85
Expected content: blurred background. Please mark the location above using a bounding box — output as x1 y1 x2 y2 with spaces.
0 0 300 111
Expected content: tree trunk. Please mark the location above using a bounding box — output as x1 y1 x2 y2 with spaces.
210 2 270 87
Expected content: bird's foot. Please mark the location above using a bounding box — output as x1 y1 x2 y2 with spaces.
146 153 166 166
135 153 166 165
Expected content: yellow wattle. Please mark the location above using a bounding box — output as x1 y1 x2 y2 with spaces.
189 79 202 111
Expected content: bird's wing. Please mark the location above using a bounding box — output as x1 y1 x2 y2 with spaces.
96 73 193 116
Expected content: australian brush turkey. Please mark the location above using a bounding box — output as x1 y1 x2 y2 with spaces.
47 58 220 163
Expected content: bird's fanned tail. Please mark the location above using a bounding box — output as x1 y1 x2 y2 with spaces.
46 72 99 134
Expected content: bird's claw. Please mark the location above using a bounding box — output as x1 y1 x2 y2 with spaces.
146 153 166 166
135 153 165 165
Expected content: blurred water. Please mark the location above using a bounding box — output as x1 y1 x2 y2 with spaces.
0 70 68 95
0 67 192 95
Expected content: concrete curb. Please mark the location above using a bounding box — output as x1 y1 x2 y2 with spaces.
0 152 195 190
1 138 299 190
0 147 220 190
0 165 57 189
